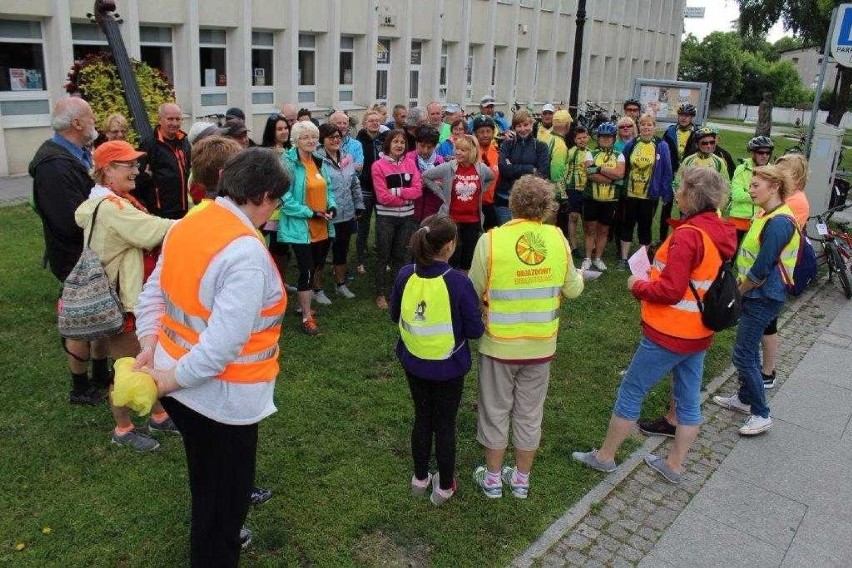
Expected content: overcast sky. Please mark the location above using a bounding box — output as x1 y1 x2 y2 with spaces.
682 1 789 42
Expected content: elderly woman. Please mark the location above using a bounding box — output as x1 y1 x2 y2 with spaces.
573 167 736 483
102 113 129 142
469 175 583 499
278 120 336 335
74 141 175 452
713 165 800 436
135 148 289 565
315 123 364 300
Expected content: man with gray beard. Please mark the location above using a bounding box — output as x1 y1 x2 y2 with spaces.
30 96 109 405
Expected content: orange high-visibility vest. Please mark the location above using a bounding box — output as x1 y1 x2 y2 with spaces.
641 224 721 340
158 202 286 383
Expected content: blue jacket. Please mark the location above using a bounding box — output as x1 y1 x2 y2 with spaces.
745 215 796 302
622 137 674 202
341 135 364 168
390 261 485 380
663 123 699 172
277 148 337 244
315 148 364 223
495 135 551 206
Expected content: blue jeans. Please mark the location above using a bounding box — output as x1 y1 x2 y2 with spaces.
494 205 512 226
613 335 707 426
733 297 784 418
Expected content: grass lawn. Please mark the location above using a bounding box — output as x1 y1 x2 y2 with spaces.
0 183 737 564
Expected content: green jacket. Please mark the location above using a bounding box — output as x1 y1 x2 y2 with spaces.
728 158 756 220
277 148 337 244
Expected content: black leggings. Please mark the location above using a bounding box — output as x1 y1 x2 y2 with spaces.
406 372 464 490
620 197 657 248
331 218 356 266
658 199 674 242
449 221 481 271
290 239 331 291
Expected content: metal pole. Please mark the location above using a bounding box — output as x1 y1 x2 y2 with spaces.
568 0 587 117
806 6 839 158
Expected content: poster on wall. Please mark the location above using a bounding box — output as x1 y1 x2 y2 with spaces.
633 79 711 124
9 68 44 91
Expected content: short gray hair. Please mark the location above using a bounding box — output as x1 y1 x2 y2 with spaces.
50 97 90 132
405 107 426 127
677 166 727 216
290 120 319 143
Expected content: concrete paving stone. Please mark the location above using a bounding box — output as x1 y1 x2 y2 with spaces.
609 556 634 568
582 559 605 568
765 377 852 439
576 524 600 540
827 309 852 337
625 506 647 523
617 545 644 563
608 524 631 542
589 544 613 561
637 526 658 541
821 333 851 349
614 519 640 533
686 469 806 549
785 509 852 564
539 552 566 567
583 515 605 530
650 509 785 567
596 534 621 552
783 341 852 392
561 550 588 565
637 551 678 567
781 538 849 567
626 534 653 553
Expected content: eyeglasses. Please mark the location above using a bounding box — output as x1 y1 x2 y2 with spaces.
325 133 343 140
698 140 716 146
112 161 139 169
298 135 319 141
108 129 127 135
754 150 771 156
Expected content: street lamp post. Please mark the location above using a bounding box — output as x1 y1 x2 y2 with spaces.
568 0 587 118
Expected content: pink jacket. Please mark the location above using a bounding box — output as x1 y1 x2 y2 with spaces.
371 155 422 207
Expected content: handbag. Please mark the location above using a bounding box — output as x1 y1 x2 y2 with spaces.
57 199 125 340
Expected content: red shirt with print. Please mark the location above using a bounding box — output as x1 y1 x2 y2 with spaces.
449 163 482 223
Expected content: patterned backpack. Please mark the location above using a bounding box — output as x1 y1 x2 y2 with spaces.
57 199 125 340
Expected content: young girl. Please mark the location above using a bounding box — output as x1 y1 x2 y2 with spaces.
389 215 484 506
558 125 592 254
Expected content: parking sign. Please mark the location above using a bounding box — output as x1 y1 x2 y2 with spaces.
831 3 852 67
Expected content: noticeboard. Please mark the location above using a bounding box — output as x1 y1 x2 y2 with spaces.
631 78 711 124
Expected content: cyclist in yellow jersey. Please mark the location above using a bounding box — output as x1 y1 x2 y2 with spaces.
675 127 730 188
581 122 624 271
558 125 592 255
662 103 700 242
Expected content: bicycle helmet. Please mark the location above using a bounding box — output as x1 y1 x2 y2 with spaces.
623 98 641 110
747 135 774 151
696 126 717 139
677 103 697 116
596 122 618 136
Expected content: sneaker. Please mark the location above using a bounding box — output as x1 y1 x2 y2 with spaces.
301 316 319 335
284 283 298 293
638 416 677 438
739 415 772 436
239 527 252 549
69 387 106 405
294 306 318 317
712 394 751 414
592 258 608 271
571 449 617 473
580 258 592 270
313 290 332 305
411 473 432 496
430 473 457 506
148 416 180 435
644 454 682 484
356 264 366 275
616 259 629 271
336 284 356 299
249 486 272 505
375 296 389 310
501 465 530 499
472 465 503 499
111 428 160 452
762 371 777 389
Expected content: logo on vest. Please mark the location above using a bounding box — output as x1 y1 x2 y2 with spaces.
515 232 548 266
413 300 426 321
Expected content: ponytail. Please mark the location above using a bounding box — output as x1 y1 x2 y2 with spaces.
409 214 458 267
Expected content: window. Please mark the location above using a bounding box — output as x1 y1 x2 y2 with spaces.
376 39 390 104
439 43 448 100
252 31 274 87
72 22 108 62
540 0 554 10
339 36 354 102
466 54 474 103
298 33 316 103
199 28 227 88
520 0 534 7
140 26 173 82
491 47 500 96
0 20 46 93
409 40 422 107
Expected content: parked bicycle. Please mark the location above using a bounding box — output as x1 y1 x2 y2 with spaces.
576 101 620 135
806 202 852 299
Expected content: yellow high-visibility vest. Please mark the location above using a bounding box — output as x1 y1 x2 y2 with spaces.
399 269 455 360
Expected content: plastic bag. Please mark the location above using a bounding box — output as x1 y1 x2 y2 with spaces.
111 357 158 415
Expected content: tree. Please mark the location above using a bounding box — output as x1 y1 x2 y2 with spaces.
678 32 745 108
738 0 849 125
773 35 806 53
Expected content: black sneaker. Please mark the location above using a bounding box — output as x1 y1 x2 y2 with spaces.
249 486 272 506
239 527 252 549
762 371 776 389
638 416 676 438
69 387 106 405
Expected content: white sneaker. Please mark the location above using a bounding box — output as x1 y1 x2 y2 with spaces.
712 394 751 414
313 290 332 305
592 258 608 271
581 258 592 270
739 415 772 436
336 284 356 299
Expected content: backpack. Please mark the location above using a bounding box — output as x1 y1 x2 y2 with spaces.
689 258 742 332
57 199 125 340
760 214 818 297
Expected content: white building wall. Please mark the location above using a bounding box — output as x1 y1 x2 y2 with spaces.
0 0 685 175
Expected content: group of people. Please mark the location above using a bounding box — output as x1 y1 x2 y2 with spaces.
30 91 811 564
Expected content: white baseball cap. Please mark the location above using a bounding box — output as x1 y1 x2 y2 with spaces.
541 103 556 113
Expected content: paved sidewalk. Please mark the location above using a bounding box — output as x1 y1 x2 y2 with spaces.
513 281 851 567
0 175 32 207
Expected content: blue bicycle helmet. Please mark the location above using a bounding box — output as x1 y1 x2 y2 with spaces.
596 122 618 136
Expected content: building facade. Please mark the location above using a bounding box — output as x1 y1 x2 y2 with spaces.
778 47 839 92
0 0 685 175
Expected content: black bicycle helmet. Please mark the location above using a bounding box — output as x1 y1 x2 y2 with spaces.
677 103 697 116
623 98 641 110
747 135 774 151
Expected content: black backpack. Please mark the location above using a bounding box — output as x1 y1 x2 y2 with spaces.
684 227 741 331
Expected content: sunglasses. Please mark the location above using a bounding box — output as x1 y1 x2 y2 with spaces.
698 140 716 146
619 125 634 130
754 150 771 156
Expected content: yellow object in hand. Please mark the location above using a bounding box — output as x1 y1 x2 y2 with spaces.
112 357 158 415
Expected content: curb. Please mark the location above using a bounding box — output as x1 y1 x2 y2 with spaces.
511 281 825 567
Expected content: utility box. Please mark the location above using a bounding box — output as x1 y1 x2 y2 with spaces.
806 122 845 214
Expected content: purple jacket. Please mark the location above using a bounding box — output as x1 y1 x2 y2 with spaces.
390 261 485 380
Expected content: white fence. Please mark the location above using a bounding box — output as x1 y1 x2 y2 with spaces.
711 104 852 130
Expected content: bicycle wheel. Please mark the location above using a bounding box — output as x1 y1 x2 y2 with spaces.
830 243 852 299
